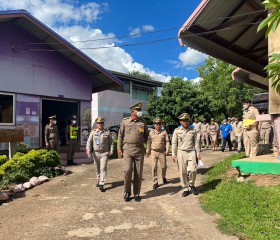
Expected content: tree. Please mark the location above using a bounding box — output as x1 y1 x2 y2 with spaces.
127 70 154 80
197 57 262 121
147 77 212 123
257 0 280 93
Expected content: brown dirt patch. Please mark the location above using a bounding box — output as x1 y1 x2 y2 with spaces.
226 166 280 187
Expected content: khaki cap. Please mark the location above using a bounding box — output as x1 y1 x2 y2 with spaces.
71 115 77 120
49 115 56 119
210 118 215 121
153 117 163 123
178 113 190 120
95 117 105 123
130 102 142 110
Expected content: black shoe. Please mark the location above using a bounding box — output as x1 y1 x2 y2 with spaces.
190 186 199 195
124 192 131 202
221 149 224 152
134 195 141 202
163 178 167 184
153 183 159 189
229 148 233 151
99 185 105 192
96 183 99 187
182 190 190 197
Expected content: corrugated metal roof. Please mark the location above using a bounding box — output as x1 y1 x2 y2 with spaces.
178 0 267 78
0 10 123 93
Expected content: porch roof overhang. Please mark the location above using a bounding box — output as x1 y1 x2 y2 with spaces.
178 0 268 88
0 10 123 93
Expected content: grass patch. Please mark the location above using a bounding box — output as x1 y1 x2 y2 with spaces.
201 153 280 240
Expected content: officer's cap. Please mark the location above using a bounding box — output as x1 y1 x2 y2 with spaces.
95 117 105 123
153 117 163 123
71 115 77 120
130 102 142 111
49 115 56 119
178 113 190 121
210 118 215 121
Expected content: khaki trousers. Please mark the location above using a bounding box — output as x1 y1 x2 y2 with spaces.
123 146 144 196
49 139 59 152
234 135 243 151
201 132 209 147
260 128 271 144
243 129 259 157
67 139 77 161
177 150 197 190
151 150 167 184
93 151 109 186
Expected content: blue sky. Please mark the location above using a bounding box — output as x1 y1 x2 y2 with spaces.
0 0 207 82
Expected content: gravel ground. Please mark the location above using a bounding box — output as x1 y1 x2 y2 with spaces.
0 149 238 240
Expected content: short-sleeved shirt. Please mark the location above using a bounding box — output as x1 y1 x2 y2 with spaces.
117 117 148 150
220 124 233 139
172 126 200 158
86 129 113 153
147 129 170 152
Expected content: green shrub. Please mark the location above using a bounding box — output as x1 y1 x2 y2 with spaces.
0 155 8 166
17 143 30 153
0 149 62 187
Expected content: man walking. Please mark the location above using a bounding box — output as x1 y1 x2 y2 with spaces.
146 117 170 190
201 119 209 148
232 117 243 152
193 117 202 151
44 115 60 152
117 102 148 202
220 119 233 152
86 117 113 192
172 113 200 197
65 115 79 165
242 99 259 157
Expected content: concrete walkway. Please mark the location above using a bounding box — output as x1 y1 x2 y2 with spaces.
0 149 238 240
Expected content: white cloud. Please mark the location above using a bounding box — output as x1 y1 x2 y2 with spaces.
190 77 203 84
0 0 170 82
129 25 155 37
178 48 207 67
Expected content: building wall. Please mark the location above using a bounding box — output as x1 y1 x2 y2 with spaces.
0 23 92 101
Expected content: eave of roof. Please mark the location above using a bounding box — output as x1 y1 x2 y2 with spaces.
109 70 163 87
0 10 123 93
178 0 268 78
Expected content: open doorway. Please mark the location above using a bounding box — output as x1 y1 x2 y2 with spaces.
41 99 79 147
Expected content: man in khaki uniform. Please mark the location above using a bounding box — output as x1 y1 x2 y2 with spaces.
45 115 60 152
193 117 202 151
242 99 260 157
172 113 200 197
86 117 114 192
146 117 170 190
258 111 272 144
65 115 79 165
117 102 148 202
201 119 209 148
232 117 243 152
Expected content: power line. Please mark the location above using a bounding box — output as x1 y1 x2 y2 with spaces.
14 21 262 52
23 9 266 45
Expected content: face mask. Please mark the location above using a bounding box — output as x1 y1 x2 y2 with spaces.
53 120 57 124
136 111 142 117
72 120 76 124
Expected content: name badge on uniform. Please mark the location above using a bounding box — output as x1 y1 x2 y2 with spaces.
95 139 100 145
138 128 144 133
